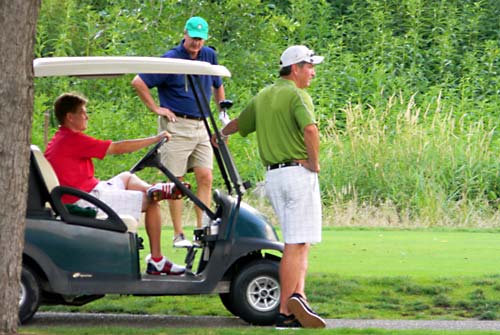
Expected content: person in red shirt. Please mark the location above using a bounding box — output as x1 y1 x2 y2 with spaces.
45 92 184 276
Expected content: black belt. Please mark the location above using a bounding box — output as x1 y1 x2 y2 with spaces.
173 112 203 121
266 161 302 170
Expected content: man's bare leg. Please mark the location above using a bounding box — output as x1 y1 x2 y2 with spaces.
144 199 162 258
117 172 163 258
279 243 309 315
193 166 212 228
169 198 184 236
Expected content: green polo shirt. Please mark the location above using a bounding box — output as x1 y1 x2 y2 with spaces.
238 78 316 167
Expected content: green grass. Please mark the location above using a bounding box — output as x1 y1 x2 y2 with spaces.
36 226 500 320
22 227 500 334
320 97 500 228
310 228 500 277
128 225 500 279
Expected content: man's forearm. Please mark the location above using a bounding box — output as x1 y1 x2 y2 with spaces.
303 124 320 172
131 76 158 114
107 135 162 155
213 85 225 111
221 118 239 136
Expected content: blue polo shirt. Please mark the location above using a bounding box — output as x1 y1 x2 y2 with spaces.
139 40 223 118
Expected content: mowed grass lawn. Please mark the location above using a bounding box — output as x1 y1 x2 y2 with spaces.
37 226 500 321
306 228 500 321
133 226 500 278
309 228 500 277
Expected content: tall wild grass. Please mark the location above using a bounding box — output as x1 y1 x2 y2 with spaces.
32 0 500 228
320 92 500 227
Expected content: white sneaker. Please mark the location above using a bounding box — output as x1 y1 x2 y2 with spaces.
145 254 185 275
173 233 192 248
192 238 202 248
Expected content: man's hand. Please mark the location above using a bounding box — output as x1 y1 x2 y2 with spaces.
211 120 237 148
157 130 171 142
210 132 228 148
297 159 320 173
156 107 177 122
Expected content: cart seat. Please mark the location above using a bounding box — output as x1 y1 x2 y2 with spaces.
29 145 138 233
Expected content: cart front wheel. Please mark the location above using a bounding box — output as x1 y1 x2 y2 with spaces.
228 259 280 325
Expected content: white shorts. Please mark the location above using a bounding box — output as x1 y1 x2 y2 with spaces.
75 175 143 221
264 166 322 244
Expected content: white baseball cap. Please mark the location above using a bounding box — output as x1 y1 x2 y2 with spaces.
280 45 324 68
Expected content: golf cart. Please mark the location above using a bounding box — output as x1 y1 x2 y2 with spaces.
21 57 283 325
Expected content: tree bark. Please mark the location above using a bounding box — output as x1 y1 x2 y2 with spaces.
0 1 41 334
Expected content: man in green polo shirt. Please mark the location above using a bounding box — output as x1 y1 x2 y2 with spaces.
218 45 325 328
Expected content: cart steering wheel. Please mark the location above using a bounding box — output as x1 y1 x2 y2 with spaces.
129 137 167 174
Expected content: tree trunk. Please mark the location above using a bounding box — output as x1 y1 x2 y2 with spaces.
0 1 41 334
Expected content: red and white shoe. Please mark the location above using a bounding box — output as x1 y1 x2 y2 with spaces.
145 255 185 275
147 182 190 201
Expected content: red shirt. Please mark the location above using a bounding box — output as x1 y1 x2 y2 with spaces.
45 126 112 203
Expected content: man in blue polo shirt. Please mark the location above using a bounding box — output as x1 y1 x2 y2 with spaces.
132 16 225 248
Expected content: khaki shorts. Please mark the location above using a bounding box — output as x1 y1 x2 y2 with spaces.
158 116 213 176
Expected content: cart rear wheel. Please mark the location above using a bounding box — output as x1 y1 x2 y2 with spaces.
19 265 40 324
228 259 280 325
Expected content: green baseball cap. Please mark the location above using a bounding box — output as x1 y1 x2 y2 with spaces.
185 16 209 40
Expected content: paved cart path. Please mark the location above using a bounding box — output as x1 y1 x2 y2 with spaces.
21 312 500 331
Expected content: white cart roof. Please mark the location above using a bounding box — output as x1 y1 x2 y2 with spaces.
33 56 231 78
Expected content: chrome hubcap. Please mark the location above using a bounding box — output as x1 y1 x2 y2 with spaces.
246 275 280 312
19 282 26 307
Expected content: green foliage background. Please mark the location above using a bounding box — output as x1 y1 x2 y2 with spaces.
33 0 500 227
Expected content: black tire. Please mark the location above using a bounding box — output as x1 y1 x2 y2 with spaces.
219 292 240 317
19 265 40 324
229 259 280 325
